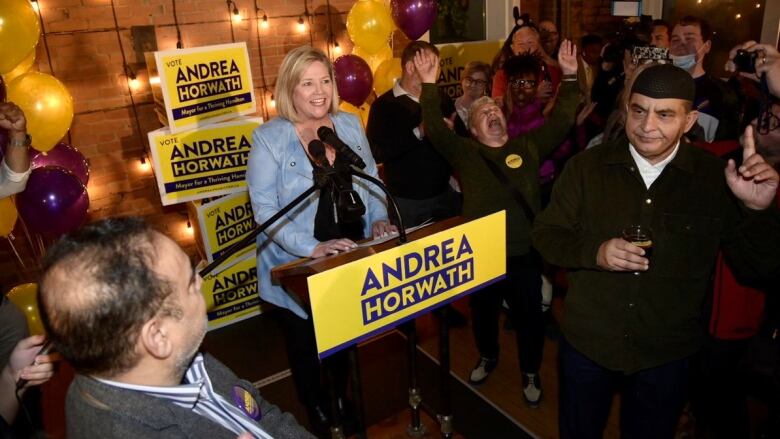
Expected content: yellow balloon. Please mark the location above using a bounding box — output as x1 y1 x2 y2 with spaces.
347 0 394 55
2 49 36 84
6 283 45 336
339 101 371 128
0 0 40 74
7 72 74 153
0 197 18 237
354 45 393 74
374 57 402 96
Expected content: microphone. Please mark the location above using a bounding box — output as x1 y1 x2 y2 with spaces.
317 126 367 169
308 140 365 222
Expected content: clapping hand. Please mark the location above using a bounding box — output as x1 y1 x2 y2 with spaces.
557 39 578 76
725 125 779 210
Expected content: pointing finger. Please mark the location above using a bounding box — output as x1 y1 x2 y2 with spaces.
742 125 756 162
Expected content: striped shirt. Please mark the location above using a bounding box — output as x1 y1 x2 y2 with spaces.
94 354 273 439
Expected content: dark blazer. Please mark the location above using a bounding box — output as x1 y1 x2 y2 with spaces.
66 353 315 439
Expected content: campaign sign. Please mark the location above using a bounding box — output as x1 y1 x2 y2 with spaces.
148 117 261 205
155 42 256 133
308 212 507 359
197 191 256 263
435 40 503 100
201 251 261 331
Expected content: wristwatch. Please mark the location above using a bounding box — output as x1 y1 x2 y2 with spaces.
8 133 32 148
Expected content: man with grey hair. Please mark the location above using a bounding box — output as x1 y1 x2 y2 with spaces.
39 217 314 439
415 40 580 407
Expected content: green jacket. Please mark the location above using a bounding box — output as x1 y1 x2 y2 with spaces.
420 81 579 255
532 137 780 373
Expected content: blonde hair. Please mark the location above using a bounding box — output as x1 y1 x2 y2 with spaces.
274 46 340 122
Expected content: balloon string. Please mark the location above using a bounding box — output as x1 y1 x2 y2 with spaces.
17 216 40 262
6 235 27 270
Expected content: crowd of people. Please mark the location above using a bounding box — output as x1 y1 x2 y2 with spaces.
2 9 779 439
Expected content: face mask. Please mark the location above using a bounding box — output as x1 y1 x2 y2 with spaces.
671 53 696 72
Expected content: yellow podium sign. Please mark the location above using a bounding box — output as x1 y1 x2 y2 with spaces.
308 212 506 358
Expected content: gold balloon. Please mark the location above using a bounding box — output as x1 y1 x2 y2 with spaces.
0 0 40 74
0 197 18 237
354 45 393 74
338 101 371 128
7 72 74 153
373 57 402 96
346 0 394 55
6 283 45 336
2 49 36 84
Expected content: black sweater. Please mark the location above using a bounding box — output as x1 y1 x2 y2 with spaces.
366 89 454 199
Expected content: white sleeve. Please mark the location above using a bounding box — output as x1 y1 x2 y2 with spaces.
0 160 31 198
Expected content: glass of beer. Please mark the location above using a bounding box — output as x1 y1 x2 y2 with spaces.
622 225 653 259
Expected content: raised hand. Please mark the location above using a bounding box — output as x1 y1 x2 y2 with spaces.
413 49 439 84
557 39 578 76
0 102 27 136
725 125 779 210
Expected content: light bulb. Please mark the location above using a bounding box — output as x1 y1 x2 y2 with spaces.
260 14 269 29
297 16 306 33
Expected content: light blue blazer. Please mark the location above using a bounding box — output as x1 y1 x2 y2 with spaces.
247 112 389 319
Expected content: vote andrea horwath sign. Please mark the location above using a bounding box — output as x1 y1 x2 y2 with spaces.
308 212 507 359
148 117 262 205
196 191 256 263
201 251 261 331
154 42 256 133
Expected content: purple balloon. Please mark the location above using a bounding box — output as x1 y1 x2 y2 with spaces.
391 0 438 41
0 76 6 102
31 142 89 186
334 55 373 107
16 167 89 237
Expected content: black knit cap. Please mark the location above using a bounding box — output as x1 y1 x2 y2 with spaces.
630 63 695 102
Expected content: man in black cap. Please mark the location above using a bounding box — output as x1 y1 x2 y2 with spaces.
533 64 780 439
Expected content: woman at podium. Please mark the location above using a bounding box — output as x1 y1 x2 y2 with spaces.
246 46 394 435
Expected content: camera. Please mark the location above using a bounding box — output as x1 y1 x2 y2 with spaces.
733 49 758 74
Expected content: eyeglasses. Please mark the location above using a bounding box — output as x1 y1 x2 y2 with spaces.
509 78 538 89
464 77 487 87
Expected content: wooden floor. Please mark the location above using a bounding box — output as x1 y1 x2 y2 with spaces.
411 297 622 439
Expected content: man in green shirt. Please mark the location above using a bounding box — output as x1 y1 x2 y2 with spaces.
415 41 579 407
532 64 780 438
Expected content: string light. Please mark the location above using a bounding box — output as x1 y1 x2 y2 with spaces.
755 3 761 8
137 156 151 172
270 93 276 108
297 15 306 33
232 7 242 24
30 0 40 13
125 65 140 91
260 13 269 29
735 13 742 19
333 39 342 55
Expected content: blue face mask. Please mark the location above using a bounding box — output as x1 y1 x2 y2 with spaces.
671 53 696 72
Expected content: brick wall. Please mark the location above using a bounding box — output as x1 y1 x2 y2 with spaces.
0 0 620 289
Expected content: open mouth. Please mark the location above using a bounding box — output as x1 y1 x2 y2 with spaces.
310 98 327 106
488 118 501 129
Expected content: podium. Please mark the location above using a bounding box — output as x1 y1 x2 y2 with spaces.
271 216 465 439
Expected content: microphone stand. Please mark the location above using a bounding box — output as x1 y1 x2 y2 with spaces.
345 166 407 243
199 183 320 278
345 166 431 435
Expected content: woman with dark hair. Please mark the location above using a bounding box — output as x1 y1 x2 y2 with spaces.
491 14 561 108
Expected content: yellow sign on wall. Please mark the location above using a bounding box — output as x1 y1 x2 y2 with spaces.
196 191 256 263
435 40 503 100
202 251 261 331
148 117 261 205
308 212 507 358
154 42 256 133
